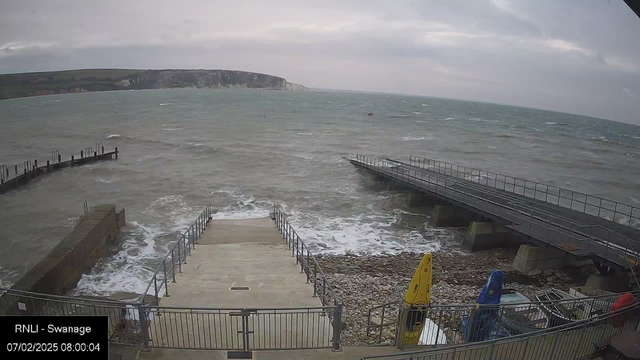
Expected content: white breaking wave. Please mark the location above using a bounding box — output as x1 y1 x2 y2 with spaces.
286 209 452 255
107 134 121 139
73 195 202 298
159 103 172 106
209 189 272 219
412 111 423 115
545 122 557 125
421 104 430 107
402 135 433 141
162 128 183 131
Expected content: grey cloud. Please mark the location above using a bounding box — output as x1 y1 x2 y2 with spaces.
1 0 640 124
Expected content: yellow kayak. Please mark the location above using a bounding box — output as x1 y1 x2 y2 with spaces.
402 253 433 345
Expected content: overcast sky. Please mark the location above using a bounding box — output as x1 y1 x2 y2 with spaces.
1 0 640 124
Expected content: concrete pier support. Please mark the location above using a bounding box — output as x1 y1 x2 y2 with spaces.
584 274 630 292
512 244 579 273
463 221 513 251
429 205 478 227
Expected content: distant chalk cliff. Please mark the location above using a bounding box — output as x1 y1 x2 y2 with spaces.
0 69 309 100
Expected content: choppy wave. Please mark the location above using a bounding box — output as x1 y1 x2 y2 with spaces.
209 189 272 220
159 103 172 106
73 195 202 298
412 112 423 115
402 135 433 141
162 128 183 131
287 209 453 255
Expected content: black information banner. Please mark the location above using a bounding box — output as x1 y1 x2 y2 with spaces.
1 316 108 359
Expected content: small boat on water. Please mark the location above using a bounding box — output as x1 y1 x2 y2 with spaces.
534 288 580 327
499 289 549 334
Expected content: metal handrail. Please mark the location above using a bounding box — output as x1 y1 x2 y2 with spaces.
136 205 214 304
367 289 640 346
363 302 640 359
407 155 640 229
272 205 340 307
354 155 639 269
0 287 136 305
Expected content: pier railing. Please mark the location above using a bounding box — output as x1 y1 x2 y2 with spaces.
368 290 640 348
272 205 341 309
137 205 215 305
362 302 640 360
0 145 119 194
354 155 640 270
407 155 640 230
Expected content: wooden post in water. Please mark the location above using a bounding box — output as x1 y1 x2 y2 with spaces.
47 160 50 171
71 155 74 166
58 154 61 163
80 150 83 159
115 147 118 160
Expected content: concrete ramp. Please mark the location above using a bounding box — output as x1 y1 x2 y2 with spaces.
160 217 319 308
147 217 333 351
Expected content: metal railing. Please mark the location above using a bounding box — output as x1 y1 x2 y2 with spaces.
272 205 341 309
137 205 214 305
408 155 640 230
0 287 342 352
143 305 340 351
0 288 145 345
354 155 640 270
362 302 640 360
368 301 403 344
368 290 640 348
0 206 346 352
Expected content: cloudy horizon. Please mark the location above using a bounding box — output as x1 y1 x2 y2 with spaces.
1 0 640 124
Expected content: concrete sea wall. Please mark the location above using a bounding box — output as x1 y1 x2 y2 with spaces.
3 204 125 314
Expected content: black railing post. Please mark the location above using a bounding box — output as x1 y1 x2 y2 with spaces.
177 240 182 273
171 250 176 282
153 276 159 306
332 304 342 351
163 261 169 297
312 262 317 297
138 305 150 351
306 250 310 282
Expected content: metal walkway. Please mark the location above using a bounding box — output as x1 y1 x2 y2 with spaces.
349 155 640 272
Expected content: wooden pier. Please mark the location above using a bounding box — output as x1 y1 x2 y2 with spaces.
0 145 119 194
